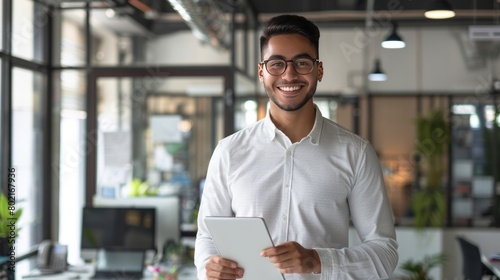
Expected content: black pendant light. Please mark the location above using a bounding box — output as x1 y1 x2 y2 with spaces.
382 21 405 49
368 59 387 82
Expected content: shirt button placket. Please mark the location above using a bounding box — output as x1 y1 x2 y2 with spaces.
281 147 293 241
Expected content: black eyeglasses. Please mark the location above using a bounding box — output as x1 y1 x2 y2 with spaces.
260 57 319 76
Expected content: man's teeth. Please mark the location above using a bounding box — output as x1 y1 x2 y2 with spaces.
280 86 301 91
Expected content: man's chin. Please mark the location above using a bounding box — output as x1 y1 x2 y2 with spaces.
275 101 307 112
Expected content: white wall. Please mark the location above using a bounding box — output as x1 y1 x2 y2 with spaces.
146 26 500 96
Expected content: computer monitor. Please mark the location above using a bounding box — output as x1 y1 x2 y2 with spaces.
81 207 156 252
92 196 180 255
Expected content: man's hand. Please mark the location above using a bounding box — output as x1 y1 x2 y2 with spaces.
205 255 244 280
260 241 321 274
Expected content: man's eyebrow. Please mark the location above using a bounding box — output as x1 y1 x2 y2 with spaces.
265 53 315 60
293 53 315 59
265 54 286 60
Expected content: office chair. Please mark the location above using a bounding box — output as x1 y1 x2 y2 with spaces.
456 236 496 280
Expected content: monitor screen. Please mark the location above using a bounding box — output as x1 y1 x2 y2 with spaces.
92 196 180 250
81 207 156 251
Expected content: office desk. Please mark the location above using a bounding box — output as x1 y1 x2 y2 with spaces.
22 265 197 280
482 255 500 278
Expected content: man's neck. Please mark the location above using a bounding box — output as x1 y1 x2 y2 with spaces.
269 103 316 143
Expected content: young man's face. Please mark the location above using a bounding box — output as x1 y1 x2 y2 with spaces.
258 34 323 112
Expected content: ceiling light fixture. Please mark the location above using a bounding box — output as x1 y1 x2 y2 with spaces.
424 0 456 19
368 59 387 82
381 21 406 49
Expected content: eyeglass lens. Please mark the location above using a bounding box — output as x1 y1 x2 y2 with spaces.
265 58 316 76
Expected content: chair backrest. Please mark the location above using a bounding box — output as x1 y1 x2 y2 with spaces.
456 236 483 280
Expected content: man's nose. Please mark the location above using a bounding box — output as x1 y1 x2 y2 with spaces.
281 61 299 79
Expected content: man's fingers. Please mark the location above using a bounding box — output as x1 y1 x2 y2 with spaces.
210 255 238 268
206 256 244 279
206 269 243 280
260 242 321 274
260 243 291 257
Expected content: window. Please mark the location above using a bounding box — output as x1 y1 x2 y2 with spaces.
12 0 32 57
57 10 86 67
1 0 50 276
11 67 45 277
55 70 86 265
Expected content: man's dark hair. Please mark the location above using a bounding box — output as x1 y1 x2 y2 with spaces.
260 14 320 59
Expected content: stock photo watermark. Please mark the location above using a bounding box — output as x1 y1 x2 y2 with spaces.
3 168 18 273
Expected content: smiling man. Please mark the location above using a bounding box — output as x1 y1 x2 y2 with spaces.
194 15 399 280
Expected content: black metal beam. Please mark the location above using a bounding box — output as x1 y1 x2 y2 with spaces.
492 93 499 227
0 62 10 193
446 95 453 227
0 0 12 196
84 2 94 207
42 4 54 241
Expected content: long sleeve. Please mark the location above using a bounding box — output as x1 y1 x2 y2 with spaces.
194 142 233 280
315 143 398 279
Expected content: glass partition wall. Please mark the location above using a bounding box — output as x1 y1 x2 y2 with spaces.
450 96 500 227
94 77 223 200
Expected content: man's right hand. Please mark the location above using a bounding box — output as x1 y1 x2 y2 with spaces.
205 255 244 280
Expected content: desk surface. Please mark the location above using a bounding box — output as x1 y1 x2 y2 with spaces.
482 255 500 278
22 265 197 280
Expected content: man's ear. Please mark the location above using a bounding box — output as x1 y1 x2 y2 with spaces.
258 63 264 82
317 61 324 82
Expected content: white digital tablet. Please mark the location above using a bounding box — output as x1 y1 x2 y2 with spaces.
205 216 284 280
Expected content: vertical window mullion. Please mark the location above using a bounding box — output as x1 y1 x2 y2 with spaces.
0 0 12 193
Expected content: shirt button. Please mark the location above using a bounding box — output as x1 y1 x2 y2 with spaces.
284 184 289 188
282 215 287 222
311 138 316 144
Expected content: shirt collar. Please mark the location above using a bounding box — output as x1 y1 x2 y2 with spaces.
264 111 277 142
308 105 323 145
263 104 324 145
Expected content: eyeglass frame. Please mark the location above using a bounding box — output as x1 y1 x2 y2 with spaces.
259 56 320 76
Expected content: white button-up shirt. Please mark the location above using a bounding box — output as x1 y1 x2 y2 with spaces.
195 106 398 279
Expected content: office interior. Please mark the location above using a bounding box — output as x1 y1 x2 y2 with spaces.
0 0 499 279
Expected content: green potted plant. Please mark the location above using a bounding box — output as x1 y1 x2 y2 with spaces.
0 193 23 242
164 240 186 265
412 110 449 228
0 192 23 280
400 253 445 280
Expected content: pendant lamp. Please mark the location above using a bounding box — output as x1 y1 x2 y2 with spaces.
381 21 406 49
424 0 456 19
368 59 387 82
